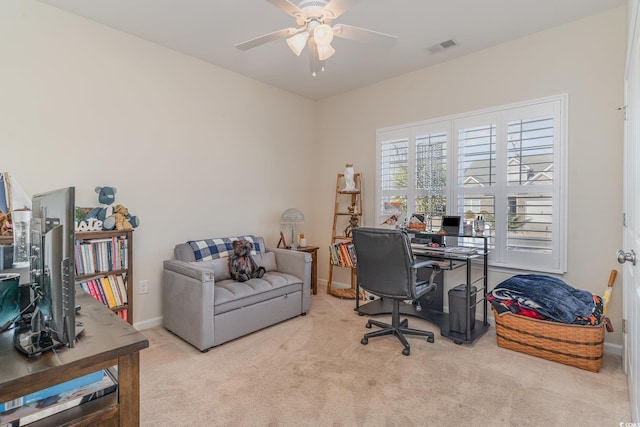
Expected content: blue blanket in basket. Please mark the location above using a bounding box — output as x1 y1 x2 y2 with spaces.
490 274 596 324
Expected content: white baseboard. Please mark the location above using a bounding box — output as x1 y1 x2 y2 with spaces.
604 342 623 357
134 316 163 331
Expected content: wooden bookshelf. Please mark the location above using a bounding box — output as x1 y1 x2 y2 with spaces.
75 229 134 325
1 227 134 325
326 173 364 300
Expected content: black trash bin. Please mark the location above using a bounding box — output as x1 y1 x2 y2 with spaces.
448 284 477 334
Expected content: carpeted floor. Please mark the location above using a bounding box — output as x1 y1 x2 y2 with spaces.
140 285 631 426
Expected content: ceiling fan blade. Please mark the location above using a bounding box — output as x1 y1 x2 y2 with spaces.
323 0 362 19
266 0 304 17
333 24 397 47
235 28 296 51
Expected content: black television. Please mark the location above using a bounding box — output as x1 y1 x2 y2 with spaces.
14 187 84 356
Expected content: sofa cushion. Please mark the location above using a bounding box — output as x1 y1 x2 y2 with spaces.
253 252 277 272
214 272 303 314
191 258 230 282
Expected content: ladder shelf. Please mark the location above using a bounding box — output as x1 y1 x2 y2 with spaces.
327 172 364 299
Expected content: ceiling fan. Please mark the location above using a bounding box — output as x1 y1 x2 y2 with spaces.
235 0 397 76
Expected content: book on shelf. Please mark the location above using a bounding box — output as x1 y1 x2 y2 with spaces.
329 241 356 267
78 274 127 311
0 369 118 426
107 275 122 307
116 308 128 321
115 274 128 304
95 278 108 306
0 370 104 413
89 279 106 305
74 235 128 276
345 242 357 266
99 277 117 309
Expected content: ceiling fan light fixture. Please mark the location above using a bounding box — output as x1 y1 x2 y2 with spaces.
286 31 309 56
308 38 321 76
317 43 335 61
313 23 334 46
236 0 398 77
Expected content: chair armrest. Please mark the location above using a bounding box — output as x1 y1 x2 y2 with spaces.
266 247 312 312
412 260 442 271
163 259 216 282
162 259 216 351
412 260 442 293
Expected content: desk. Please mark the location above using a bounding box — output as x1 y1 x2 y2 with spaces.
0 288 149 426
296 246 319 295
356 234 490 344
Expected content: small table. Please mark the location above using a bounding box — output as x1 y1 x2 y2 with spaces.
296 246 319 295
0 289 149 425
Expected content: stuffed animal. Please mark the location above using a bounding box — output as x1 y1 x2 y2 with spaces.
104 205 138 231
228 240 265 282
0 211 12 236
85 186 139 231
85 186 117 223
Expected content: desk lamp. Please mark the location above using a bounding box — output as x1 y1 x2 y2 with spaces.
281 208 304 250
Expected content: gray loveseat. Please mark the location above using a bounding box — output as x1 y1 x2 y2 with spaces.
163 235 311 351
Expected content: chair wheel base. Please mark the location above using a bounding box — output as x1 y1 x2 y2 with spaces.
427 336 435 343
402 347 410 356
361 338 368 345
365 323 372 329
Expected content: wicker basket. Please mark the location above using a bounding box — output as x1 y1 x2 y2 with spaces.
492 308 604 372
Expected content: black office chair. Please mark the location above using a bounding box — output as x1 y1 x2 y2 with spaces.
351 227 441 356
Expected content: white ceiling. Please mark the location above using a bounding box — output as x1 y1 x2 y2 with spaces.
37 0 624 100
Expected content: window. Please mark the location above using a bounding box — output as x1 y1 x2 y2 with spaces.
377 123 449 230
377 95 567 273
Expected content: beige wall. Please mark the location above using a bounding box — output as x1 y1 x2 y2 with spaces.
0 1 317 327
0 1 627 347
315 7 626 346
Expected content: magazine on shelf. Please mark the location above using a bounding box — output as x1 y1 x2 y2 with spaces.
0 368 118 426
0 370 104 413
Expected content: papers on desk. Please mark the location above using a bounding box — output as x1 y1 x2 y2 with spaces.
410 244 478 255
445 247 478 255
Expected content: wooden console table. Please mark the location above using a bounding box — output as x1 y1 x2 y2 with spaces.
0 287 149 426
296 246 319 295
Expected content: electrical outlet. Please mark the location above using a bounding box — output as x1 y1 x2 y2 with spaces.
139 280 149 295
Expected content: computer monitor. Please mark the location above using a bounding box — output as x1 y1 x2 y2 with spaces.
14 187 84 356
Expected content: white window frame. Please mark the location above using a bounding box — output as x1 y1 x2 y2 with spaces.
376 121 451 227
376 94 568 273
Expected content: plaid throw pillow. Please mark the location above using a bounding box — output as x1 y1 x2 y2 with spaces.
187 235 262 262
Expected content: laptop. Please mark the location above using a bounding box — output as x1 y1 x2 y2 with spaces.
441 216 461 236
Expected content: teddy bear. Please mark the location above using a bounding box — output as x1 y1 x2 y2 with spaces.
228 239 265 282
85 186 117 223
104 204 139 231
0 211 12 236
85 186 139 231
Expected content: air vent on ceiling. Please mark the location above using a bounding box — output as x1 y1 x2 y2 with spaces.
426 39 458 54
